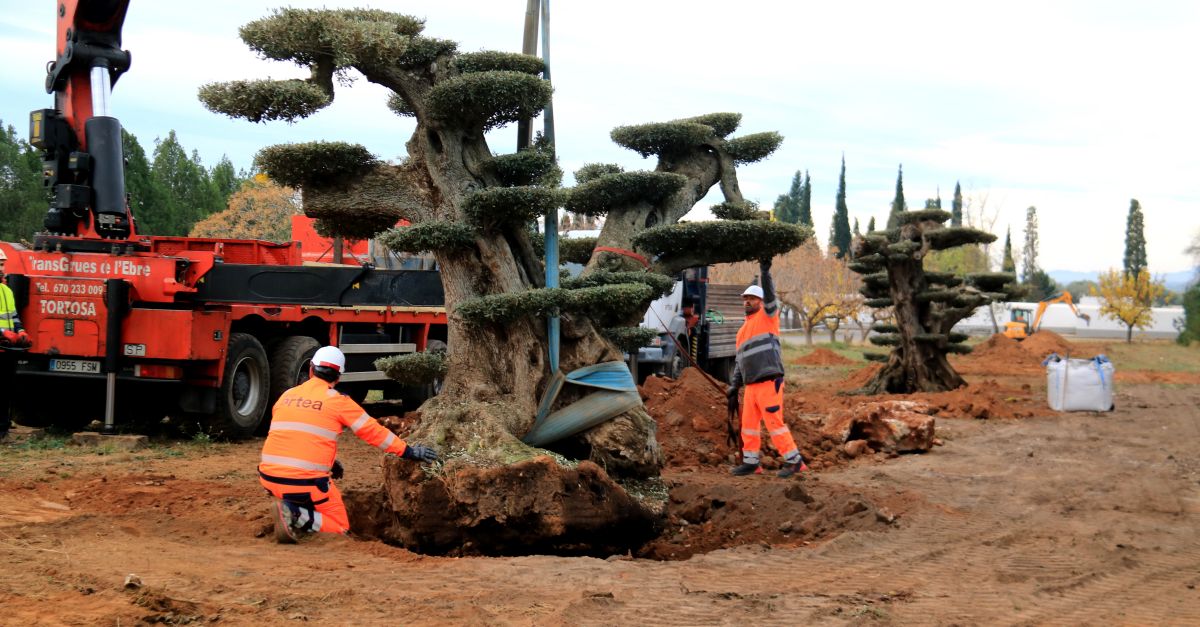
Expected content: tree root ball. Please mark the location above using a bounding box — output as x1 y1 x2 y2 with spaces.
374 456 665 556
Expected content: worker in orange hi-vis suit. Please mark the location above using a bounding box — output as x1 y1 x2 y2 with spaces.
259 345 439 543
726 257 808 478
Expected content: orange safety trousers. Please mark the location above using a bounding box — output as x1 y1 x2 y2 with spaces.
259 473 350 535
740 376 800 464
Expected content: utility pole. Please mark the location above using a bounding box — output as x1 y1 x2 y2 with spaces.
517 0 539 151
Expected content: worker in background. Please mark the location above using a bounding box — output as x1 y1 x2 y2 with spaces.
726 257 808 478
0 249 31 441
259 345 439 543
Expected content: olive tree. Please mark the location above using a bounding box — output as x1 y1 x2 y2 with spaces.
850 208 1017 393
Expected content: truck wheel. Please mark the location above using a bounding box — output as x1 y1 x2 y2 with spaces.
665 337 688 379
209 333 270 440
261 336 320 433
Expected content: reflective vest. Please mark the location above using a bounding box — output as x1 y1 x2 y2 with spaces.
734 304 785 385
0 283 20 331
259 377 408 479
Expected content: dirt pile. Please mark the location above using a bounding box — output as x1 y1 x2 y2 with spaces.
793 348 855 366
955 331 1084 376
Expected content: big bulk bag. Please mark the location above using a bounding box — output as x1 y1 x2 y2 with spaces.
1044 354 1114 412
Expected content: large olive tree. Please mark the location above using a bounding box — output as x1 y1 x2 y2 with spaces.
201 8 806 552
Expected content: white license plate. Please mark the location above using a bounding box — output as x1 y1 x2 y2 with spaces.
49 359 101 374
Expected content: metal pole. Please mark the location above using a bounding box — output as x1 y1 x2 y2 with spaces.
540 0 559 372
517 0 540 151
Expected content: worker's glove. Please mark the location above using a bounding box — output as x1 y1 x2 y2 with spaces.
726 385 740 414
0 330 16 346
330 459 344 480
14 330 29 348
401 444 438 463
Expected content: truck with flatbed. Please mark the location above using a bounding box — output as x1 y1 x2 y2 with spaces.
635 266 743 383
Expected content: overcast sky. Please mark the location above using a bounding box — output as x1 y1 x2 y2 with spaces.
1 1 1197 272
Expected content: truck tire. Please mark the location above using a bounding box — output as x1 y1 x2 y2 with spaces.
261 336 321 434
208 333 270 440
665 336 688 379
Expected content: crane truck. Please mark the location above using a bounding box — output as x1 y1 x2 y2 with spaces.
1 0 447 438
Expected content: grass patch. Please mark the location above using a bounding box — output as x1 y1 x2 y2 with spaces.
1101 341 1200 373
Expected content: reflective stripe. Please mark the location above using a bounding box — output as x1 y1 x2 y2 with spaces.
312 511 324 532
737 340 779 361
782 450 802 463
742 451 761 463
741 429 762 437
0 312 15 320
269 421 340 440
739 332 777 350
260 454 331 473
349 414 371 432
376 432 397 451
768 426 790 436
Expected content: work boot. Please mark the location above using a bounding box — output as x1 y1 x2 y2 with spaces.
730 462 762 476
777 459 809 479
272 499 300 544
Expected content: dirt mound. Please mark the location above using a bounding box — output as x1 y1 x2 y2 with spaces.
1017 331 1077 360
954 331 1084 376
838 363 883 391
794 348 855 366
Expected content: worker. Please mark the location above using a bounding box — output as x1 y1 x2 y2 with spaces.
0 249 31 441
259 345 438 543
726 258 808 478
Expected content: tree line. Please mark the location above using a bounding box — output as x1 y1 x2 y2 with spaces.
0 119 245 242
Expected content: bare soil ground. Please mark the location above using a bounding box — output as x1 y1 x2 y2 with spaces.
2 337 1199 625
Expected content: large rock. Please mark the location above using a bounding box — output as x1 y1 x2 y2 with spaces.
822 401 936 454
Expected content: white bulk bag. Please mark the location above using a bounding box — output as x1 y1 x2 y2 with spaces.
1044 354 1114 412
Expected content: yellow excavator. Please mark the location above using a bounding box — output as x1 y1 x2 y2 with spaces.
1004 292 1091 340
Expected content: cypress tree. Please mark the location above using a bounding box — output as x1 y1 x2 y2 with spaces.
798 170 812 227
831 156 852 258
1123 198 1147 278
867 216 876 233
951 181 963 227
771 170 803 224
1022 206 1039 283
853 217 861 236
1002 226 1016 273
886 164 906 228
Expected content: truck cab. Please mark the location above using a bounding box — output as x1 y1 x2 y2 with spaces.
635 266 742 383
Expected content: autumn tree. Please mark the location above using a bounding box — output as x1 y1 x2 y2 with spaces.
849 208 1017 393
1092 269 1165 343
189 175 299 241
200 8 807 550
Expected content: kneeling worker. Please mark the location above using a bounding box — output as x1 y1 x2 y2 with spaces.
259 345 438 543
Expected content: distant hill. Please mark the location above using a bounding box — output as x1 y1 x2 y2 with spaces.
1047 269 1196 292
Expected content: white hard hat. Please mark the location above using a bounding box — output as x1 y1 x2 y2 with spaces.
0 249 7 261
742 285 764 299
313 346 346 373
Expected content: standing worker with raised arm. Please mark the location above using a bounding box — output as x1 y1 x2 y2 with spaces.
726 258 808 478
259 345 439 543
0 249 31 441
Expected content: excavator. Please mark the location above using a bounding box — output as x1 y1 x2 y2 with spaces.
1003 292 1091 340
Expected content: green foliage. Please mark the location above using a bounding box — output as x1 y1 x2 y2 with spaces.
863 352 889 363
462 186 563 231
864 298 894 308
562 270 675 297
456 283 655 327
951 181 963 227
302 166 416 239
924 244 990 275
560 237 597 264
375 351 448 386
378 222 476 254
869 333 901 346
610 121 714 157
121 129 170 236
723 132 783 164
149 131 224 236
198 79 331 123
210 155 243 205
773 171 810 225
925 227 997 251
602 327 658 352
426 71 552 132
832 156 851 259
239 8 421 69
255 142 378 189
386 92 415 118
1064 279 1099 303
455 51 545 75
1123 198 1147 277
633 221 810 268
896 208 951 226
398 37 458 68
711 201 762 221
1024 269 1059 301
0 122 45 242
965 272 1017 292
1022 206 1040 282
1002 227 1016 273
680 112 742 138
573 163 623 185
871 323 899 334
1176 284 1200 345
490 148 561 188
566 171 687 217
887 165 907 229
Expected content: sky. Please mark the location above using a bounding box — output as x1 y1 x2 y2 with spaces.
1 0 1197 273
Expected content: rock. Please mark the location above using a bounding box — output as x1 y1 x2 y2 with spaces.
2 426 45 445
778 520 794 533
822 401 936 453
843 440 872 458
689 416 712 433
123 574 142 590
875 507 897 523
783 484 814 503
71 432 148 451
842 500 869 516
932 438 944 446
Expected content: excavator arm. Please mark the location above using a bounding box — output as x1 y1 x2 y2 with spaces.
29 0 134 241
1030 292 1091 333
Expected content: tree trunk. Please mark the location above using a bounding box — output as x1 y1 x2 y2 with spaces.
1127 324 1133 343
804 327 814 345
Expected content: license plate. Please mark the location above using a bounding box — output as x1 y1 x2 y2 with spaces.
49 359 101 374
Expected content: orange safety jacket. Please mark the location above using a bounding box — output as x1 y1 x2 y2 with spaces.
731 267 785 387
259 377 407 479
